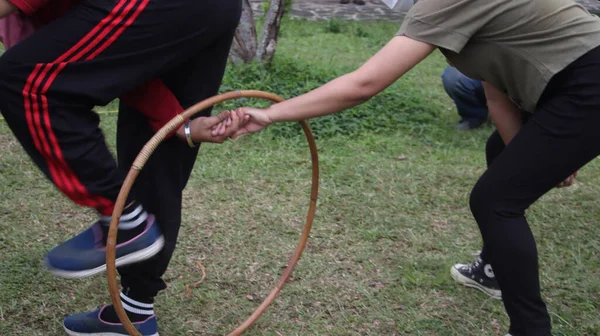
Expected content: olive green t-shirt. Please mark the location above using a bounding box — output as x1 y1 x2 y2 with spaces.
398 0 600 112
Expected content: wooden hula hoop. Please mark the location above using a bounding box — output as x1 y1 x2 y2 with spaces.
106 90 319 336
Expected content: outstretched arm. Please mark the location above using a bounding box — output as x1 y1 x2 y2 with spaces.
211 35 435 138
265 35 435 122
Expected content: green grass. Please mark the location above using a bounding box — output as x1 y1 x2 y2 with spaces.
1 19 599 336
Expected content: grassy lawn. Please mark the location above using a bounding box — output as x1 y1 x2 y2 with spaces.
1 19 599 336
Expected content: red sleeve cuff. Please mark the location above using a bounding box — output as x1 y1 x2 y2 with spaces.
9 0 49 15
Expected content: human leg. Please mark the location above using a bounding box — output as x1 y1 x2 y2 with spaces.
57 2 240 335
468 47 600 335
450 129 505 298
116 33 237 305
0 0 241 279
441 66 488 130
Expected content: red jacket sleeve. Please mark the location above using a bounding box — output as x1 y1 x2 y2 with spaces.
120 78 185 136
8 0 50 15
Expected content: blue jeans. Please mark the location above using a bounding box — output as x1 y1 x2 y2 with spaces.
441 66 488 124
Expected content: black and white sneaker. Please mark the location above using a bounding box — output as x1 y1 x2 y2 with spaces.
450 255 502 300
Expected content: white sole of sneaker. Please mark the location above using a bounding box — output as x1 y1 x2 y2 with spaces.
46 236 165 279
450 266 502 300
64 325 159 336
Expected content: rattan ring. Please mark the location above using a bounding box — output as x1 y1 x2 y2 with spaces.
106 90 319 336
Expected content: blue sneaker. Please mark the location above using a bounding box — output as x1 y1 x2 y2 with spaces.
44 215 164 279
63 306 159 336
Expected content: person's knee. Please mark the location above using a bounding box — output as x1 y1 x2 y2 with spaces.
441 66 462 96
469 177 525 225
469 181 491 221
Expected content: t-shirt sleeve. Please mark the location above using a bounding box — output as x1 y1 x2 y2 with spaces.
9 0 50 15
397 0 498 53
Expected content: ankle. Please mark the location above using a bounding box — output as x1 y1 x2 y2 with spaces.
100 291 155 323
100 201 149 245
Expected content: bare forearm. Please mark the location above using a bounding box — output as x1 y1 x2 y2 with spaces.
0 0 16 18
268 72 372 122
265 36 435 123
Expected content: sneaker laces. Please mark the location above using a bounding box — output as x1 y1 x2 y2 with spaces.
465 255 483 272
461 250 482 271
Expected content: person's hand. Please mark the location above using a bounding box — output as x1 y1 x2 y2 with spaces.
210 108 248 139
212 107 273 139
556 171 578 188
182 109 242 144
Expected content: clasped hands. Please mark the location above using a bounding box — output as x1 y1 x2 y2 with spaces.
180 107 270 144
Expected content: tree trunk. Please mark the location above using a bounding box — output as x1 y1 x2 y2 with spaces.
229 0 287 64
255 0 286 62
229 0 258 64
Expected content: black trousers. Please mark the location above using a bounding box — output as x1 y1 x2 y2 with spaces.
479 116 528 262
470 45 600 336
0 0 241 298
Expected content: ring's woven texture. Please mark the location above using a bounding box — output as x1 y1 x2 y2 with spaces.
105 91 320 336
